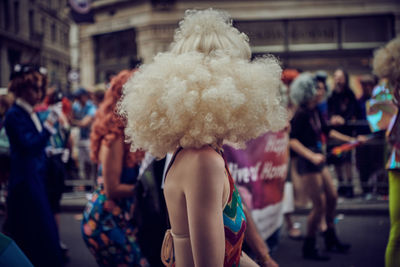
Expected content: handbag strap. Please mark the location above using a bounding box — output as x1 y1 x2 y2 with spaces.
161 229 175 267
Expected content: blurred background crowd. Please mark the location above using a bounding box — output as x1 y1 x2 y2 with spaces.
0 1 399 267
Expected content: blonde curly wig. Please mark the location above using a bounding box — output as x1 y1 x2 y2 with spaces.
170 9 251 60
373 37 400 86
118 9 287 158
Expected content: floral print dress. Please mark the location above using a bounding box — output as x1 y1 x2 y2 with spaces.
81 165 149 267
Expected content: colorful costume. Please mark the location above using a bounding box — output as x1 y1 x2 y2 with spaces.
81 165 148 267
222 155 247 267
72 99 97 180
386 112 400 267
166 148 247 267
37 108 69 214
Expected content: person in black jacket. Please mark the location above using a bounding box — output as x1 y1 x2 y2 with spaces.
327 68 360 197
290 73 366 261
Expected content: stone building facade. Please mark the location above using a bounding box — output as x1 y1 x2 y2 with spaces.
0 0 70 90
78 0 400 88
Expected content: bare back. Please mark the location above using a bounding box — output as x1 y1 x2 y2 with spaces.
163 146 230 267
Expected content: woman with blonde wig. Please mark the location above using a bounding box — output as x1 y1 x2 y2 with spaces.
119 9 286 267
81 70 148 266
373 37 400 267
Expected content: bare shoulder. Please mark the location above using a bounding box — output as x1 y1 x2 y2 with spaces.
99 135 124 162
178 146 225 171
173 146 226 187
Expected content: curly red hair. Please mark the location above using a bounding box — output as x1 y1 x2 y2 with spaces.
90 69 144 167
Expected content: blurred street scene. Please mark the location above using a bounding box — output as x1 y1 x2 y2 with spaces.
0 0 399 266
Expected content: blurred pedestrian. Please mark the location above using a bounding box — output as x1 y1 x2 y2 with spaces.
327 68 360 197
92 88 105 107
81 70 148 266
290 73 366 261
119 9 286 267
71 88 97 182
355 74 385 197
36 90 72 258
0 92 13 193
314 71 330 232
3 63 63 266
315 71 329 121
358 75 377 120
105 71 116 89
280 69 303 240
373 37 400 267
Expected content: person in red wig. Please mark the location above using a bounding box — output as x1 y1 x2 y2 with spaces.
81 70 148 266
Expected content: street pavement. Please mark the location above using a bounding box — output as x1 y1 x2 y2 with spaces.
59 210 389 267
0 195 390 267
272 214 388 267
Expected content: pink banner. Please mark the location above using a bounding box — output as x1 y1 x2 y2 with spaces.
223 130 289 210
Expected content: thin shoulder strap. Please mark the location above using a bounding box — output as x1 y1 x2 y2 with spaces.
164 147 183 181
163 147 183 229
218 149 230 175
219 149 235 206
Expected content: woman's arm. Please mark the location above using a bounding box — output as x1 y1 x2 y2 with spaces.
183 148 226 267
71 115 94 128
329 129 368 143
100 136 135 199
289 139 325 166
328 129 354 143
243 206 278 267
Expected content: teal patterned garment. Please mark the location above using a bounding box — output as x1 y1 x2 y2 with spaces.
166 148 247 267
222 154 247 267
81 165 149 267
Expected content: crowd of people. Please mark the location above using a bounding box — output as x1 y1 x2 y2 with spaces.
0 8 398 267
0 65 103 266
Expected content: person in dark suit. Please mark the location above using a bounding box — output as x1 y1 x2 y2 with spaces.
3 64 63 266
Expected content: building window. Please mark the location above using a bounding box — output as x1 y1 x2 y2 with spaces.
41 56 47 68
64 32 68 48
29 10 34 39
41 16 45 37
51 23 56 43
2 0 10 30
13 1 19 34
8 49 21 72
94 29 138 83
